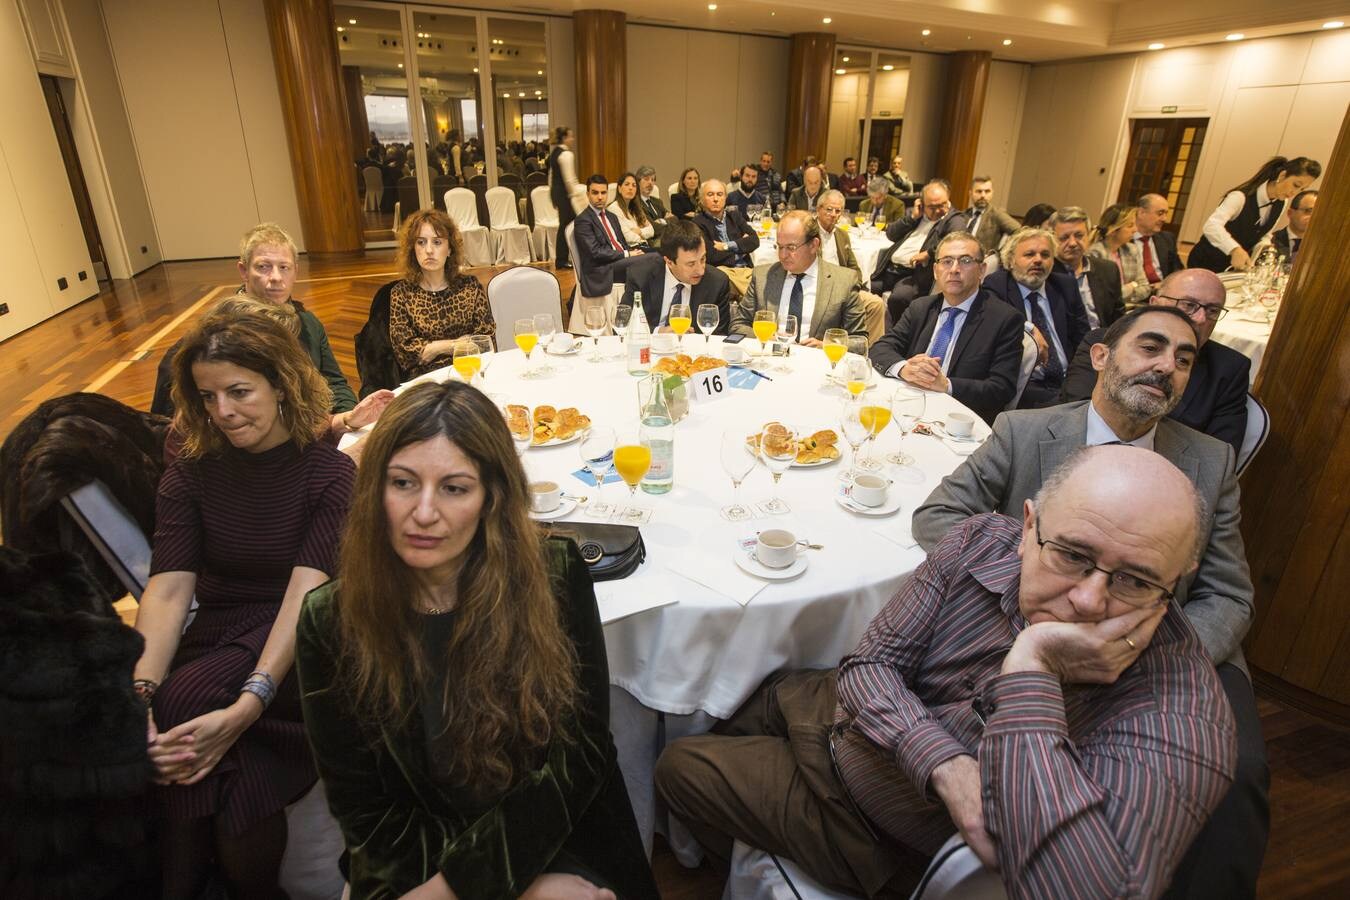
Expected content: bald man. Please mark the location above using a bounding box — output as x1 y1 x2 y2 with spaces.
657 444 1235 898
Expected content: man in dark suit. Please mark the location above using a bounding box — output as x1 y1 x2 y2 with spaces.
965 176 1019 255
1261 189 1315 264
870 180 969 323
869 231 1026 423
983 226 1090 408
1050 206 1123 328
787 165 825 212
693 179 760 295
1059 268 1249 453
635 165 671 236
619 221 732 334
755 150 783 210
573 174 647 299
914 303 1266 900
1135 193 1184 287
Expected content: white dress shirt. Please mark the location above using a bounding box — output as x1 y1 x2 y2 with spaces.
892 217 935 266
1086 401 1157 450
1074 261 1100 329
776 260 819 340
1017 281 1067 373
1202 181 1277 255
820 228 840 266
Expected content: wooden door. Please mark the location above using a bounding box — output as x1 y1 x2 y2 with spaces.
40 74 106 278
1117 118 1208 235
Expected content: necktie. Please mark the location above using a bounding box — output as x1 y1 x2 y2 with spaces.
1026 291 1064 380
870 206 880 225
598 209 623 252
1139 237 1161 284
1290 237 1301 263
968 211 982 238
668 282 683 326
929 306 962 363
787 274 804 334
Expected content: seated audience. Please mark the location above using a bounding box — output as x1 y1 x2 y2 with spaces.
1050 206 1123 328
883 154 913 195
1188 155 1321 272
694 179 760 293
1021 202 1057 228
574 174 647 299
964 176 1019 255
656 443 1235 898
1258 188 1316 265
785 156 816 195
608 171 655 249
635 164 671 236
914 302 1266 899
859 178 905 226
296 381 658 899
670 167 701 220
870 179 968 323
621 221 733 332
983 226 1090 408
726 163 764 218
787 165 825 212
1090 203 1153 309
389 209 495 379
1060 268 1250 453
814 190 859 273
731 211 867 344
864 155 881 181
755 150 784 210
152 223 356 419
837 156 867 196
135 306 355 899
870 231 1025 422
1134 193 1183 287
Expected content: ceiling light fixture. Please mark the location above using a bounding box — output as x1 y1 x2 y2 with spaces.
518 91 525 97
1225 33 1244 41
537 69 543 75
1148 42 1165 49
835 68 845 74
502 92 510 98
348 18 356 25
822 17 832 24
397 63 403 68
842 56 850 62
473 67 478 72
882 64 894 71
921 29 931 36
336 26 343 32
1002 39 1012 46
708 3 717 9
1324 21 1344 29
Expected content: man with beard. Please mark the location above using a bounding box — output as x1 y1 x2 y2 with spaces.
726 163 764 218
914 304 1266 900
983 227 1090 407
1059 269 1249 454
755 150 783 211
965 176 1019 255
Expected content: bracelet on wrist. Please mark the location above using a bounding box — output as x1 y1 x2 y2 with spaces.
239 671 277 710
133 678 158 708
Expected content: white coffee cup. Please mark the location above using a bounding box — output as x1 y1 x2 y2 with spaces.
722 342 746 364
651 331 677 354
946 411 976 439
549 333 574 353
849 473 889 508
529 480 562 513
755 529 800 569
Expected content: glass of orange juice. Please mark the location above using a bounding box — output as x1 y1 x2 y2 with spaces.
669 303 692 350
514 318 539 377
844 354 871 398
451 339 481 385
822 328 848 375
858 401 891 472
613 432 653 522
752 310 777 357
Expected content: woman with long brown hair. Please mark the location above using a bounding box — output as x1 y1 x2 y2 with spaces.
296 381 656 900
1188 155 1321 272
670 166 701 220
608 171 654 248
388 208 495 379
134 306 355 898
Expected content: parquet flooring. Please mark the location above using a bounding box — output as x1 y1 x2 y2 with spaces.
6 252 1350 898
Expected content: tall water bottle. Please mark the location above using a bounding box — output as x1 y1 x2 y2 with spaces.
639 374 674 494
626 297 652 376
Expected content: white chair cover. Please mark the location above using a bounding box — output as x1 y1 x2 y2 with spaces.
444 188 492 267
1009 331 1039 410
648 182 660 199
362 166 382 212
486 186 532 265
279 780 347 900
486 266 562 332
565 221 624 334
607 182 617 205
1235 393 1269 476
530 185 559 261
668 182 679 203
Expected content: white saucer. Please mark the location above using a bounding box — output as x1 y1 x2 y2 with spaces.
734 550 808 580
544 341 583 356
929 422 982 444
529 497 579 520
835 490 903 517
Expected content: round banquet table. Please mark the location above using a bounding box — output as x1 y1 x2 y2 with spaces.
752 222 892 278
342 337 988 854
1212 288 1276 386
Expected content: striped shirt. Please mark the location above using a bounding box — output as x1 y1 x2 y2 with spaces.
834 513 1236 899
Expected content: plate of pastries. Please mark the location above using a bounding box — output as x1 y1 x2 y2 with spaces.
651 354 729 377
746 428 842 467
506 404 592 446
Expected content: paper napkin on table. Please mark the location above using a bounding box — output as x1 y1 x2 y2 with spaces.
666 545 768 607
874 518 919 549
596 578 678 625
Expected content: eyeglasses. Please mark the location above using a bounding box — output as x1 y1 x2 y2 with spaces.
774 241 810 254
1155 294 1228 321
934 255 982 269
1034 517 1175 606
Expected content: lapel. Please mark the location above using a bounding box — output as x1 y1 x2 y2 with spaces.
1153 419 1200 482
764 265 787 312
1038 402 1091 483
813 264 838 337
948 291 985 368
913 296 942 353
646 263 667 325
1047 279 1068 344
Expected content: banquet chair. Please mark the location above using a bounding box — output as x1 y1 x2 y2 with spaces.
487 266 563 334
1235 393 1270 476
668 182 679 202
355 279 406 397
1008 333 1039 410
486 185 533 265
525 170 548 191
431 174 454 211
444 188 494 267
396 176 419 226
361 166 382 212
608 182 617 205
564 221 624 333
530 185 559 262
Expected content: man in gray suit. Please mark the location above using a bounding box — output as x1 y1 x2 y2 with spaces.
965 176 1019 256
731 210 868 343
912 304 1267 900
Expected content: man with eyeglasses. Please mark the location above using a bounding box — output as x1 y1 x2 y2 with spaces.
1058 268 1250 453
655 445 1235 898
869 231 1026 423
869 180 969 323
915 304 1265 900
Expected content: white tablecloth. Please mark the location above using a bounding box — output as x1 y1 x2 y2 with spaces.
1212 290 1274 385
752 224 891 282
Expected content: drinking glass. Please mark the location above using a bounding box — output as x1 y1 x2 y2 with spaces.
514 318 539 377
532 312 557 377
471 333 494 379
609 304 633 361
752 309 777 357
823 328 848 375
720 428 759 521
843 353 872 400
669 302 693 350
583 303 607 363
856 394 891 473
696 304 720 350
579 426 616 518
612 431 652 522
887 386 927 482
451 339 481 386
757 421 798 515
838 397 871 482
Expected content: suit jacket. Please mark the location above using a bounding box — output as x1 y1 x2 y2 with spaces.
965 206 1019 255
1148 230 1184 278
693 208 760 268
858 195 905 224
787 186 824 212
573 205 634 298
730 260 866 341
1059 330 1251 454
872 210 970 297
1071 255 1125 327
619 251 733 335
868 289 1026 424
911 401 1254 671
822 226 860 274
638 192 668 224
981 268 1090 381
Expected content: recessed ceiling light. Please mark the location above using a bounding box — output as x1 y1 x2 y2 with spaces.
537 70 543 75
1148 42 1165 50
336 26 343 32
881 64 894 71
1226 33 1244 41
921 29 931 36
502 92 510 98
822 17 832 24
842 56 850 62
535 90 542 95
518 91 525 97
835 68 845 74
397 63 403 68
473 67 478 72
707 3 717 10
348 18 356 25
1002 39 1012 46
1324 21 1344 29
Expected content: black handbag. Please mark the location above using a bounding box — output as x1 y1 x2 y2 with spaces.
541 522 646 581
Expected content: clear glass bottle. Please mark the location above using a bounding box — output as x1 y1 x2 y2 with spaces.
638 374 674 494
626 296 652 376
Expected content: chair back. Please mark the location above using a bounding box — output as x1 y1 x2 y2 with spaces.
432 174 454 211
468 173 491 225
500 171 526 199
397 176 419 225
565 221 590 298
607 182 617 205
668 182 679 201
487 266 561 328
531 185 559 226
1009 332 1038 410
486 186 522 228
354 280 406 396
361 166 383 211
1236 393 1270 476
445 187 482 229
909 834 1006 900
525 170 548 190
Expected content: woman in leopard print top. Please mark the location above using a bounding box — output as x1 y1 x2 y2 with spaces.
389 209 496 378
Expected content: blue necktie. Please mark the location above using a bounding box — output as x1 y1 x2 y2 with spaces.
929 307 962 363
1026 291 1064 380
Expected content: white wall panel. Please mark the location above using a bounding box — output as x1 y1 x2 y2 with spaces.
972 60 1028 212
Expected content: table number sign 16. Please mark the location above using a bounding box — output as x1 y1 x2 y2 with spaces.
693 369 729 404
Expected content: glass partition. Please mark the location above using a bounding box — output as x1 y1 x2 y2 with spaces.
487 17 549 191
410 10 483 211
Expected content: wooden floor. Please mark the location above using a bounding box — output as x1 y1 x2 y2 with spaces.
5 253 1349 898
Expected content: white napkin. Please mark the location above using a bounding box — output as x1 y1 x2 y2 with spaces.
874 518 919 549
596 577 679 625
666 546 769 607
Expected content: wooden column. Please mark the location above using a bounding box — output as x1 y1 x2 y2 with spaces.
785 33 835 170
573 9 626 181
264 0 363 253
1241 107 1350 723
341 65 369 164
935 51 991 209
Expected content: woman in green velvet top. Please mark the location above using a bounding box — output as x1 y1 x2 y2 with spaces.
295 382 657 900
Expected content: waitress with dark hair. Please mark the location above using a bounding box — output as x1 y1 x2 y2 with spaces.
547 126 581 268
1188 155 1321 272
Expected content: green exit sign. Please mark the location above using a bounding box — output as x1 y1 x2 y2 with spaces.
1161 105 1178 113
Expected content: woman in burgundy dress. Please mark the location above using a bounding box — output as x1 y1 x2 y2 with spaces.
132 305 355 899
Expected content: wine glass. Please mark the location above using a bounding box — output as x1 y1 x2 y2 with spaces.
887 386 927 482
451 339 481 386
579 426 616 518
719 429 759 521
583 303 607 363
471 333 494 380
757 421 798 515
669 302 692 351
752 309 777 358
514 318 539 377
823 328 848 377
857 394 891 473
609 304 633 361
838 397 871 482
532 312 557 376
843 353 872 400
613 430 652 522
696 304 720 350
773 315 798 373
